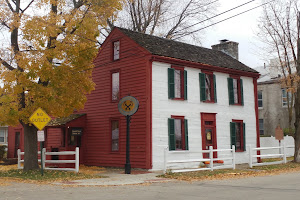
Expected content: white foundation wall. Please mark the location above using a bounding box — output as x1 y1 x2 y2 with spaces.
152 61 258 170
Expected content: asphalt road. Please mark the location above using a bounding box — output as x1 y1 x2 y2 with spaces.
1 172 300 200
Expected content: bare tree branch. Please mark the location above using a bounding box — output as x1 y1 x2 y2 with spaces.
5 0 14 12
22 0 35 13
0 57 15 70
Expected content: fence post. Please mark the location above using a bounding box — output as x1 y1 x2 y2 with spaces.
232 145 236 170
42 148 46 169
17 149 21 169
75 147 79 173
249 145 253 168
163 146 168 174
209 146 213 171
283 141 287 164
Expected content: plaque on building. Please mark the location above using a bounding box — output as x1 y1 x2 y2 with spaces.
71 128 83 136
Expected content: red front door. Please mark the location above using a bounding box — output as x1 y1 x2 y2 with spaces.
201 113 217 158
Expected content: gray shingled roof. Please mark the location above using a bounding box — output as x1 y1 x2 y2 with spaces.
117 27 258 74
48 113 86 126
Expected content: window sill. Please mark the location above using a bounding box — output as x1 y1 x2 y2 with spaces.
202 100 216 104
169 149 189 152
170 98 185 101
230 104 243 106
236 150 245 152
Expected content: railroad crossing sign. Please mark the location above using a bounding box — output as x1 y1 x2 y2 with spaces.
118 96 139 116
29 108 51 130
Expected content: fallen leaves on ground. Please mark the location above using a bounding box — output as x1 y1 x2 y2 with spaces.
78 165 106 175
0 164 106 184
0 164 18 171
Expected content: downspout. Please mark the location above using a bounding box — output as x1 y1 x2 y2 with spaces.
253 77 261 162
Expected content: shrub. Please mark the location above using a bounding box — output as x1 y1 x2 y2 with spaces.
0 145 7 160
283 128 295 137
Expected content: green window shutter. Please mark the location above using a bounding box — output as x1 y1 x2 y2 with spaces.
213 74 217 103
243 123 246 151
184 119 189 150
168 118 175 151
168 68 175 99
240 79 244 106
184 70 188 100
199 73 206 101
228 77 234 105
230 122 236 150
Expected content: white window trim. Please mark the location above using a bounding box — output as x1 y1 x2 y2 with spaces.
0 127 8 144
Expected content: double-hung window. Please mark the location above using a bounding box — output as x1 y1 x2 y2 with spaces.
228 76 244 105
113 41 120 60
168 67 187 100
259 119 264 135
258 90 263 108
111 119 119 152
230 120 245 152
168 116 188 151
282 88 292 107
199 72 217 102
112 71 120 101
0 127 7 143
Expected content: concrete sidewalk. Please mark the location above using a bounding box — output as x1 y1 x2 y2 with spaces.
54 169 174 186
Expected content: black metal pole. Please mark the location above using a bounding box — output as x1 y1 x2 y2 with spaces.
125 115 131 174
40 141 44 176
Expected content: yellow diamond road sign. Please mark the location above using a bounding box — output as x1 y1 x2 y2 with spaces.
29 108 51 130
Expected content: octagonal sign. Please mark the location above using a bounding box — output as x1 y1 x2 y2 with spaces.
29 108 51 130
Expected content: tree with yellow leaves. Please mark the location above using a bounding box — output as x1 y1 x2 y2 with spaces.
0 0 122 170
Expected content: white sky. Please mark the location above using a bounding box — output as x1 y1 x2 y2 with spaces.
0 0 266 70
201 0 265 69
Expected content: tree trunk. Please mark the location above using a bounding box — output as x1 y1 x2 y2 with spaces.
295 37 300 162
294 98 300 162
23 124 39 171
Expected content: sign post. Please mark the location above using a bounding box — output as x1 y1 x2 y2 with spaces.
29 108 51 176
118 96 139 174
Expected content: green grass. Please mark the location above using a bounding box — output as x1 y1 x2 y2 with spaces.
253 161 300 171
0 169 99 181
161 161 300 181
160 169 246 180
261 156 294 163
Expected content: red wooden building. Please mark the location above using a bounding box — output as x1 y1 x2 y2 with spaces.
8 27 260 170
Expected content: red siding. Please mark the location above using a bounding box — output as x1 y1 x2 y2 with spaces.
7 125 24 158
79 28 152 169
46 128 62 148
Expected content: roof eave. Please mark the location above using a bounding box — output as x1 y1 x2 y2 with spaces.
151 55 260 78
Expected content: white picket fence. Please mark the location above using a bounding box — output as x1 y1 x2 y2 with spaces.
17 147 79 173
248 143 295 168
164 146 236 173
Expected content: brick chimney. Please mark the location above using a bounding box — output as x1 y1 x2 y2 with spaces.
211 39 239 60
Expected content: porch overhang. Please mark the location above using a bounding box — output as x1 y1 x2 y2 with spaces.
46 113 87 128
